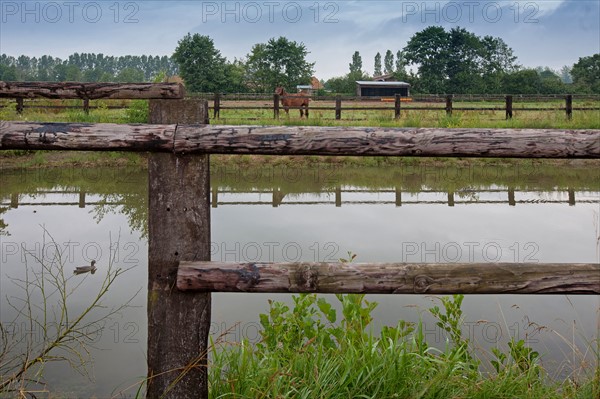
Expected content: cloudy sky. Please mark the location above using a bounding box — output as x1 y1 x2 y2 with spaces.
1 0 599 79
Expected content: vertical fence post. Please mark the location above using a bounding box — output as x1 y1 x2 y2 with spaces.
505 95 513 120
83 98 90 114
445 95 453 117
16 98 24 114
273 94 280 119
568 188 575 206
565 94 572 120
394 94 401 120
335 95 342 120
335 186 342 207
508 187 515 206
78 191 86 208
447 191 455 207
395 187 402 207
214 92 220 119
147 99 211 399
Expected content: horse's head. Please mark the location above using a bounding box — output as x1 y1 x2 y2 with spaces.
274 86 285 95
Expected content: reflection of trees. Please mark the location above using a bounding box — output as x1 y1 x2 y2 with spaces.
0 206 9 236
1 161 599 236
91 192 148 238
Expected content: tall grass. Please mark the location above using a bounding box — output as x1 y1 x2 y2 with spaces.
209 293 599 398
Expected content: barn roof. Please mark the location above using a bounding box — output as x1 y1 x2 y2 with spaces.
356 81 410 87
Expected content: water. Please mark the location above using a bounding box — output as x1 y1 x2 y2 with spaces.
1 161 599 397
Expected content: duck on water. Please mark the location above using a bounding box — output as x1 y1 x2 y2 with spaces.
74 260 97 275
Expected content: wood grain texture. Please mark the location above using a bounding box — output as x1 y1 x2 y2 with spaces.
1 122 599 158
177 262 600 295
0 81 184 99
146 100 210 399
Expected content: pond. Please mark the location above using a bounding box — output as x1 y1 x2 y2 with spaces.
1 160 598 397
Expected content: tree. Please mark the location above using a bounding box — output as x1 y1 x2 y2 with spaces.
403 26 450 93
374 52 382 76
384 50 394 75
403 26 519 94
245 37 314 92
571 54 600 93
116 67 145 82
172 33 228 92
559 66 572 84
349 51 363 74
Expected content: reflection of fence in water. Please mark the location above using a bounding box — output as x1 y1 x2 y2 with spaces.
4 188 598 209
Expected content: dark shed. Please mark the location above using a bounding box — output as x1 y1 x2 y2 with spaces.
356 81 411 97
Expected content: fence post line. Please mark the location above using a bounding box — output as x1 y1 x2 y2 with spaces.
566 94 573 120
273 93 280 119
335 95 342 120
16 98 24 114
214 93 220 119
147 99 211 399
446 95 453 117
394 94 401 120
505 95 513 120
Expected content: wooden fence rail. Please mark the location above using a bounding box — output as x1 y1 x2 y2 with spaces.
0 81 184 114
2 122 599 158
177 262 600 295
209 93 599 121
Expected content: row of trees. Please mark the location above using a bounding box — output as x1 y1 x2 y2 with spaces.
172 34 314 93
0 53 177 83
1 26 598 94
325 27 598 95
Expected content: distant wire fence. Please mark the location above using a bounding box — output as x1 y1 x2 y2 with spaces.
1 91 599 121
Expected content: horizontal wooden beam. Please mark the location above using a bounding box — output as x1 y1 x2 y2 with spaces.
177 262 600 295
0 82 184 100
1 122 599 158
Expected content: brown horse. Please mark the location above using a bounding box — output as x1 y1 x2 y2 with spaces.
275 87 309 118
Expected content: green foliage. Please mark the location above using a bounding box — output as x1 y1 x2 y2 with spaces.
245 36 315 92
373 52 382 76
571 54 600 93
172 34 229 93
125 100 149 123
0 53 177 82
210 291 594 398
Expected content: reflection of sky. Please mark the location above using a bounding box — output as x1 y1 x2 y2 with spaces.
1 183 598 395
1 1 598 79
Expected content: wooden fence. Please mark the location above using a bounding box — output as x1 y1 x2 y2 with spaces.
0 82 185 114
210 93 600 121
1 82 599 399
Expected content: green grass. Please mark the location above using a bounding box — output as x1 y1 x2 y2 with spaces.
209 293 599 399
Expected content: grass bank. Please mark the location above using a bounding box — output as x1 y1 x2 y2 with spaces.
208 292 599 398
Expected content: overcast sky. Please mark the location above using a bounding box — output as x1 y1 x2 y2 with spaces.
1 0 599 79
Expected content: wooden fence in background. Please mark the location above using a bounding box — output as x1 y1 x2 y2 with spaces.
1 82 599 399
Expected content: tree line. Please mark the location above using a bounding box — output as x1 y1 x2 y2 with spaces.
1 26 598 95
0 53 177 83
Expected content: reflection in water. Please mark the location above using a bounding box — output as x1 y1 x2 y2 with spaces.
0 162 599 396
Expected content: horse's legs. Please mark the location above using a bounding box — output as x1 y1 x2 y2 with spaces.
305 105 309 118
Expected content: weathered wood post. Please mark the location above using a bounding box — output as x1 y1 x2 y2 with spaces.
335 186 342 207
446 95 453 117
214 93 220 119
395 187 402 207
78 191 86 208
505 95 513 120
566 94 573 120
335 95 342 120
273 93 280 119
395 94 401 120
83 98 90 114
147 99 211 399
16 98 24 114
